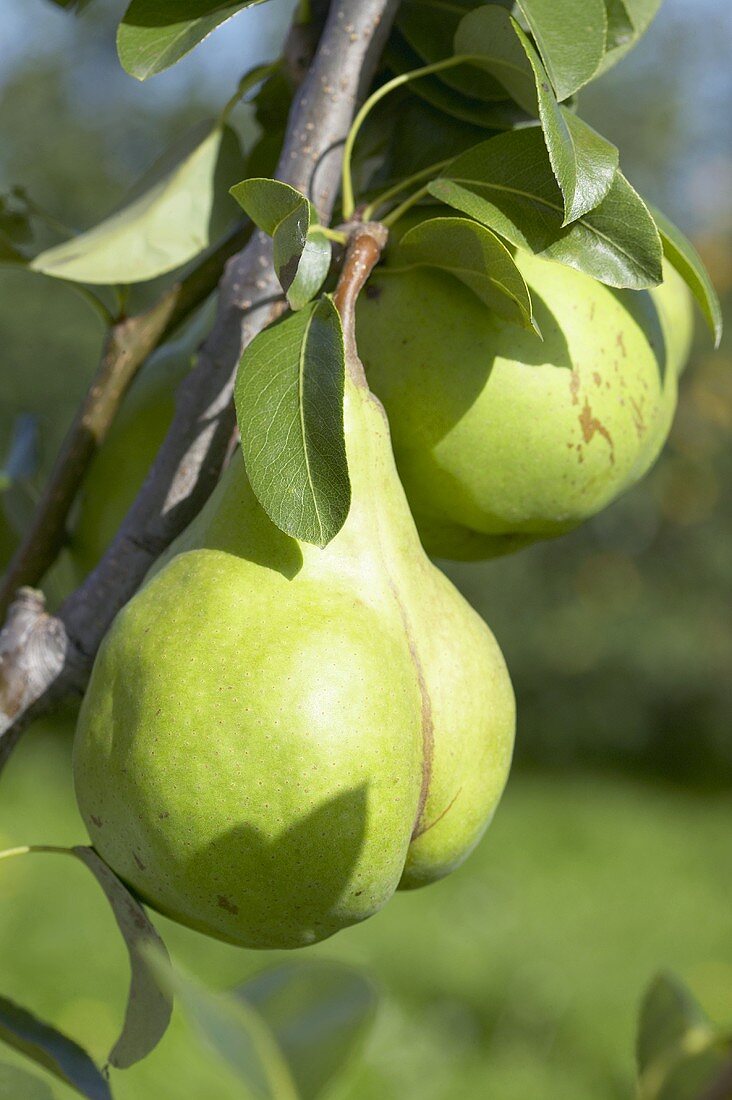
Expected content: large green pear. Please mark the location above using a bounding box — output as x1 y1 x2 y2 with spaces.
70 299 215 576
356 250 694 559
73 324 515 948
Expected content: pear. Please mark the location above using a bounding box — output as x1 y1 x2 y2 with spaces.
356 249 694 559
73 230 515 949
70 298 216 577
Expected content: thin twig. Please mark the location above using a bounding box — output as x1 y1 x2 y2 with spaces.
0 0 401 767
0 222 251 619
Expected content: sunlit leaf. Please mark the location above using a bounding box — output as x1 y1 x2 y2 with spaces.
235 296 350 546
515 0 607 99
429 127 662 289
389 216 538 332
117 0 270 80
30 121 241 285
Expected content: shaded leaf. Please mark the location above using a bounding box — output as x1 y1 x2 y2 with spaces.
596 0 662 74
30 122 241 285
235 296 350 546
455 7 618 221
230 179 330 310
0 996 111 1100
604 0 634 50
72 848 172 1070
651 205 723 347
149 955 298 1100
637 973 711 1078
515 0 607 99
428 126 662 289
117 0 269 80
237 959 378 1100
654 1042 732 1100
390 215 537 332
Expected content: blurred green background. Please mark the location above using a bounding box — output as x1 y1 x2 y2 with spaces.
0 1 730 1097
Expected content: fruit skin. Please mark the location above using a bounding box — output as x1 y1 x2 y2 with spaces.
73 369 515 949
70 299 215 577
356 251 694 560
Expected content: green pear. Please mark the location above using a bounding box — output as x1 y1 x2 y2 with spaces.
356 250 694 559
73 273 515 949
70 298 216 577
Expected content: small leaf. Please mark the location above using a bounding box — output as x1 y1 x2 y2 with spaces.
653 1041 732 1100
515 0 607 99
651 205 723 347
0 995 111 1100
596 0 662 74
390 216 538 332
604 0 634 50
236 959 378 1100
637 973 712 1078
230 179 330 310
235 296 350 546
117 1 269 81
30 121 241 285
72 847 173 1070
148 955 298 1100
455 7 618 222
429 127 663 289
0 1062 55 1100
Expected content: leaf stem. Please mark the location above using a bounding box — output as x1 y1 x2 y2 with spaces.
315 225 349 244
381 184 431 228
361 158 453 221
0 844 72 862
341 54 477 220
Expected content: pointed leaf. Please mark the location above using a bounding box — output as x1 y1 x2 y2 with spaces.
230 179 330 310
72 848 172 1070
0 996 111 1100
117 1 269 80
455 7 618 221
235 296 350 546
596 0 662 74
30 122 241 285
390 216 537 332
651 205 723 347
236 959 378 1100
429 126 663 288
637 973 712 1078
148 955 298 1100
604 0 634 51
515 0 607 99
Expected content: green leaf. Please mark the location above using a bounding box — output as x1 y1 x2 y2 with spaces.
149 956 298 1100
604 0 634 50
237 959 378 1100
455 7 618 222
0 996 111 1100
596 0 662 74
72 848 173 1070
235 296 350 546
637 973 712 1079
30 122 241 285
428 126 663 289
651 205 723 347
515 0 607 99
230 179 331 310
654 1041 732 1100
390 216 538 332
117 1 269 81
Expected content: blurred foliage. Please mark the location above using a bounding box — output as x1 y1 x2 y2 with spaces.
0 1 730 1097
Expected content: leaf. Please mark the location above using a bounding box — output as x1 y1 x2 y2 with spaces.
428 126 663 289
390 216 538 332
604 0 634 50
235 296 350 546
0 996 111 1100
455 7 618 222
515 0 607 100
236 959 378 1100
230 179 331 310
637 973 712 1078
148 955 298 1100
0 1062 55 1100
30 121 241 285
651 205 723 347
72 847 173 1070
117 1 269 80
596 0 662 74
654 1041 732 1100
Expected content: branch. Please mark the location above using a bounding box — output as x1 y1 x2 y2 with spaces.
0 0 401 766
0 223 251 620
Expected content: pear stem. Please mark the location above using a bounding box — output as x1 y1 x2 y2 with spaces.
333 223 388 388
